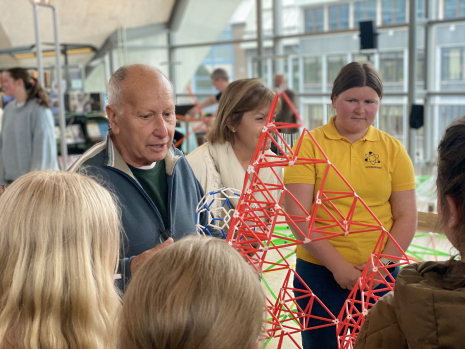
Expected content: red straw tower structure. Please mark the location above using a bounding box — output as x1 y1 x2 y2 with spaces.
225 92 411 348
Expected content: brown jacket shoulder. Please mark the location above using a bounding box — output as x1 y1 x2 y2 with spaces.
355 261 465 349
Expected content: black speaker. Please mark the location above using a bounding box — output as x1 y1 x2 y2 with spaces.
409 104 424 129
359 20 378 50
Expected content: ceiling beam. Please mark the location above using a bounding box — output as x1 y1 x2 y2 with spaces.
168 0 189 31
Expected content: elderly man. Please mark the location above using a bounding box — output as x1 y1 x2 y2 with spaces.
70 64 210 287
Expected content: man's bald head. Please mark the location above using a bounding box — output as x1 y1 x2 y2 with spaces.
108 64 173 114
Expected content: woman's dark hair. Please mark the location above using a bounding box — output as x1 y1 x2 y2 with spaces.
331 62 383 101
436 116 465 289
6 68 50 108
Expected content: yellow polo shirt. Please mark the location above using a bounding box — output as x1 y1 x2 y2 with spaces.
284 116 415 266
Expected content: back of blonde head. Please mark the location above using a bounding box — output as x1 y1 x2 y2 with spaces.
0 171 121 349
119 236 265 349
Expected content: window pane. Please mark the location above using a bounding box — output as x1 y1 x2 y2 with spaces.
340 5 349 29
417 0 425 18
442 48 462 80
316 8 324 32
417 50 425 82
355 2 364 26
329 6 339 30
444 0 457 18
305 9 314 33
304 105 324 130
353 53 374 63
213 46 232 60
379 105 404 138
327 55 346 83
367 0 377 21
382 0 393 24
292 58 300 92
395 0 406 23
461 0 465 16
379 52 404 82
304 57 322 87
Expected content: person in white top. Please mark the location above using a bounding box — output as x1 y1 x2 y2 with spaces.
186 78 282 206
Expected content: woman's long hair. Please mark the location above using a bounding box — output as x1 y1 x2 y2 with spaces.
0 171 121 349
119 236 265 349
6 68 50 108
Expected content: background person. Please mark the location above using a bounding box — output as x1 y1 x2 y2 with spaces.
355 117 465 349
0 68 58 184
0 171 121 349
187 68 230 118
118 235 265 349
283 62 417 349
70 64 213 288
187 78 282 204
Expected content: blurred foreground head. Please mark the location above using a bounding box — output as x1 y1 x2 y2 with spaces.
437 116 465 255
0 170 121 349
119 235 265 349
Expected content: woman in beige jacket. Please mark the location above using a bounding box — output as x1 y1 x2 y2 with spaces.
355 117 465 349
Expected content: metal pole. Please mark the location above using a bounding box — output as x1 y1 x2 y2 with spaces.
32 2 44 86
168 32 177 91
407 0 417 166
103 54 111 91
256 0 264 78
52 6 68 170
273 0 284 74
424 0 435 169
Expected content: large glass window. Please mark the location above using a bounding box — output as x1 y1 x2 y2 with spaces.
304 104 324 130
379 51 404 82
417 0 425 18
444 0 465 18
191 44 234 94
329 4 350 31
327 55 347 83
382 0 406 25
442 47 465 81
303 57 322 89
352 53 375 63
305 7 324 33
292 58 300 92
379 105 404 139
354 1 377 27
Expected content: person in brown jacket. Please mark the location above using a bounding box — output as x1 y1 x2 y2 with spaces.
355 116 465 349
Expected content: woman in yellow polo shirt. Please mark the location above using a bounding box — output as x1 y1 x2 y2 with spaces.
284 62 417 349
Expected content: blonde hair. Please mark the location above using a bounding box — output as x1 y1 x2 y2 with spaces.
119 236 265 349
207 78 280 145
0 171 121 349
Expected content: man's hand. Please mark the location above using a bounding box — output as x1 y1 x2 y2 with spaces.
187 107 197 118
130 237 174 275
331 262 362 290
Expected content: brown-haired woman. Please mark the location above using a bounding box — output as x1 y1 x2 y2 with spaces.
187 78 282 210
119 235 265 349
355 117 465 349
0 68 58 184
283 62 417 348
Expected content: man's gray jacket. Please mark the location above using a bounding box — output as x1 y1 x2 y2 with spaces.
70 131 209 288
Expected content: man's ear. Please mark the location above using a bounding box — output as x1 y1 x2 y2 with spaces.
446 195 460 230
106 105 121 135
331 94 337 109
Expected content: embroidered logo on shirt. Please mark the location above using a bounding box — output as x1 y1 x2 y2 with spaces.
365 152 381 165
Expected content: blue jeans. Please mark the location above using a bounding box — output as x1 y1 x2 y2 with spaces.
293 258 399 349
